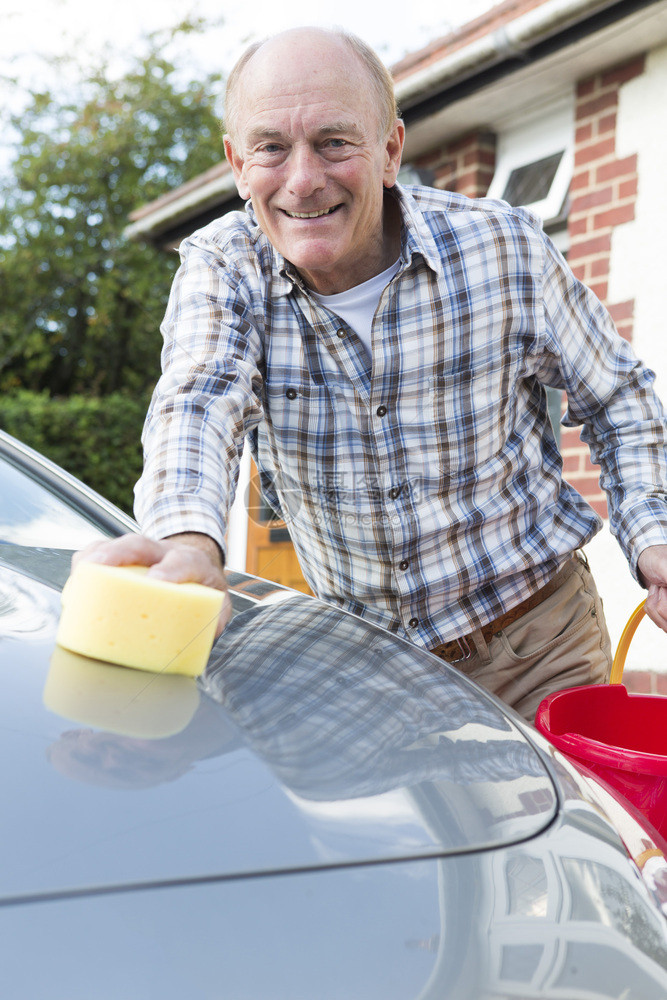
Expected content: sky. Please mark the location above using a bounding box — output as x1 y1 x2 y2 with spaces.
2 0 502 97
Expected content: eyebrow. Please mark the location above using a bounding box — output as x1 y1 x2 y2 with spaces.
316 121 362 137
246 121 363 145
246 127 284 143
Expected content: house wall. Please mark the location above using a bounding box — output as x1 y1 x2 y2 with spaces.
609 43 667 404
568 52 667 680
562 56 645 520
413 51 666 678
417 130 497 199
599 43 667 686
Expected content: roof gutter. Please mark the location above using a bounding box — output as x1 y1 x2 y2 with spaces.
395 0 620 109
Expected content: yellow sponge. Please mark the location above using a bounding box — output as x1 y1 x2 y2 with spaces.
56 562 224 676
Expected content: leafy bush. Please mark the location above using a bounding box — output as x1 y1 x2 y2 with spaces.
0 39 224 398
0 390 151 514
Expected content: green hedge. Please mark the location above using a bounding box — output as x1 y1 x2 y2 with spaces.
0 390 151 514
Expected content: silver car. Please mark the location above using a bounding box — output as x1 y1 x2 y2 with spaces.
1 428 667 999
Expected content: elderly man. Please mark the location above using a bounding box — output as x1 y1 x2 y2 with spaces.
79 27 667 722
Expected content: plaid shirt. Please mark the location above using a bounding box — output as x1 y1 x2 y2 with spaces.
135 184 667 648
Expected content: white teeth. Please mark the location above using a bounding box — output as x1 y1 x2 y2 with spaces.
285 207 336 218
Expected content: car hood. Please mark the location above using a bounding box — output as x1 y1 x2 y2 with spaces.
0 545 557 903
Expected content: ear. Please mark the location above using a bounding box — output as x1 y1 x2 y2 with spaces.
383 119 406 189
223 135 251 200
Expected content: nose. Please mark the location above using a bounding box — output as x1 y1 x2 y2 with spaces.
285 144 326 198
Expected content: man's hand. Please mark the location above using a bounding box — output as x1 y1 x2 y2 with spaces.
637 544 667 633
73 532 232 636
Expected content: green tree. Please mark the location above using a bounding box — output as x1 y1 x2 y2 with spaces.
0 27 225 397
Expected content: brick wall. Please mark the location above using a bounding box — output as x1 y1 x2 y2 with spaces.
625 670 667 696
562 56 645 519
415 130 496 199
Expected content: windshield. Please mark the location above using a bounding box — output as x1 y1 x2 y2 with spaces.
0 457 113 548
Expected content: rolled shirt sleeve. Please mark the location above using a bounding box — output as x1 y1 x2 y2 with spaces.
134 233 265 559
538 232 667 579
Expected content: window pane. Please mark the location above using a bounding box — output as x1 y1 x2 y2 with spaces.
502 152 564 207
555 941 667 998
500 943 544 983
547 387 563 447
506 854 548 916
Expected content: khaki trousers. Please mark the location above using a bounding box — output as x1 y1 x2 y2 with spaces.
453 555 613 724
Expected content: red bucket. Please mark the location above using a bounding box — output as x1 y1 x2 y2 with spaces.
536 683 667 838
535 601 667 840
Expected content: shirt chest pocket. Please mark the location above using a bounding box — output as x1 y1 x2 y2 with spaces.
400 365 513 475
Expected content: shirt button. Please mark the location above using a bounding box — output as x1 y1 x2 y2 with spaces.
336 328 346 338
376 405 387 417
399 559 409 571
408 617 419 628
388 486 401 500
285 388 297 400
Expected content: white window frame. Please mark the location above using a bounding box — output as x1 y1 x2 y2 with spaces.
486 92 575 231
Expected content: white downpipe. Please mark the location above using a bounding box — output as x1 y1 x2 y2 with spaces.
226 442 251 571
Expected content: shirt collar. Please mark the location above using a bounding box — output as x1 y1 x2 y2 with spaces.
242 200 295 298
246 183 444 298
390 184 444 277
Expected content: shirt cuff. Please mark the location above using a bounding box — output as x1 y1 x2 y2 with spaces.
616 496 667 583
136 498 229 564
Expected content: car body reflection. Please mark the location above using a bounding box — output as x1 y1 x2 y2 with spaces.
2 428 667 998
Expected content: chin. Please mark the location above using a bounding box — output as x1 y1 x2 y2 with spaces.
283 244 343 273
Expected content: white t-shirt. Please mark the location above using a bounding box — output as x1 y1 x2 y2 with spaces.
311 260 401 358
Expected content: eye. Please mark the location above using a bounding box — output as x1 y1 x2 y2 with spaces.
253 143 287 164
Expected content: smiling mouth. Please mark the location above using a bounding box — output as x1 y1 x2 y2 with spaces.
282 205 341 219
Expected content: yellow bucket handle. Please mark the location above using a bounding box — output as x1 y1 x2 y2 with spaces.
610 600 646 684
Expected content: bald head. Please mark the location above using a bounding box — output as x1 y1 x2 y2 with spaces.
224 27 399 145
220 26 405 294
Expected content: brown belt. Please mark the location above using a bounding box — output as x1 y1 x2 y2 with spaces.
430 558 579 665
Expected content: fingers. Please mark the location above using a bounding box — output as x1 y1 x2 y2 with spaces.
72 533 165 571
636 546 667 634
145 543 231 638
644 584 667 634
73 534 225 587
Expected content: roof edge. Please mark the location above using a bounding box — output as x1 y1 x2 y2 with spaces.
125 166 237 242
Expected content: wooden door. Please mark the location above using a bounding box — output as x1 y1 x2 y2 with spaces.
245 460 312 594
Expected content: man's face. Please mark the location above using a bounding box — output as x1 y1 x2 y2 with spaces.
224 31 404 295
